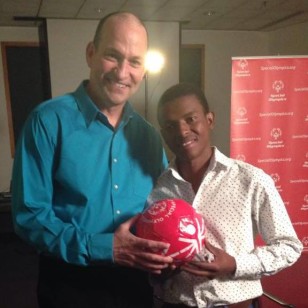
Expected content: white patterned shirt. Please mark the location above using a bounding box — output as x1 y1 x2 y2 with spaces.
148 147 303 307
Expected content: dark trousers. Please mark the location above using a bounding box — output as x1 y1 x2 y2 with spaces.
37 255 153 308
161 299 253 308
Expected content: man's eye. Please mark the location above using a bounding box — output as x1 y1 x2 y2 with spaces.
104 56 115 62
104 53 119 61
130 60 142 68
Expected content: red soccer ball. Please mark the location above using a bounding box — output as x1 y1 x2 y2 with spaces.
135 198 206 263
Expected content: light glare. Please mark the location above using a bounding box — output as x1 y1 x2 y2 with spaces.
145 50 165 73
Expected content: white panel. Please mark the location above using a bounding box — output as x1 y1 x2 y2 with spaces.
47 19 97 97
130 21 180 122
181 29 269 156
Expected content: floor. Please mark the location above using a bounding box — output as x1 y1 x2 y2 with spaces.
0 207 39 308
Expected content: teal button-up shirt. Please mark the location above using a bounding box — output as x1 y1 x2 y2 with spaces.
12 81 167 265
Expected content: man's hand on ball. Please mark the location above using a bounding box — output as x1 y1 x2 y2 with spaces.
113 215 173 274
180 242 236 279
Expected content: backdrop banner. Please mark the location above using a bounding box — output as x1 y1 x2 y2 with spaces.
230 56 308 252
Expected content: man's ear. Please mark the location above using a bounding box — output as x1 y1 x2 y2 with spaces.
207 112 215 129
86 42 95 68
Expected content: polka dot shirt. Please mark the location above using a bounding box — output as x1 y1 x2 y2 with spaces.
148 147 302 307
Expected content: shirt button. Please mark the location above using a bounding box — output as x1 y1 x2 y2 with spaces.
114 184 118 190
113 158 117 163
116 210 121 215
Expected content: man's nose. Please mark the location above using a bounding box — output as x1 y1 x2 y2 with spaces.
114 60 129 78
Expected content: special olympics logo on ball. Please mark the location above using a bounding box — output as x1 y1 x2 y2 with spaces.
179 217 196 235
135 199 206 262
148 200 167 216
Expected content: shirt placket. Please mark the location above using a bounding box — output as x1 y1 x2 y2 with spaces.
110 132 123 222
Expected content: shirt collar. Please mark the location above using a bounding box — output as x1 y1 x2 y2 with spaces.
121 103 135 126
167 146 234 179
208 146 234 170
74 80 135 127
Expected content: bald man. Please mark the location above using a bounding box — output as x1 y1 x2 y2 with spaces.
12 12 172 308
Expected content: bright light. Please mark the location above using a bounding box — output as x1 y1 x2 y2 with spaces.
145 50 165 73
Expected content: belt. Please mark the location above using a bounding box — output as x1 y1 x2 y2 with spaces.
218 299 253 307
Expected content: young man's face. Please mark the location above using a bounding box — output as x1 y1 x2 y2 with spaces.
159 94 214 164
86 16 147 108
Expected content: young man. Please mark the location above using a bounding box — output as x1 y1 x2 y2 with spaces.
12 12 172 308
148 83 303 308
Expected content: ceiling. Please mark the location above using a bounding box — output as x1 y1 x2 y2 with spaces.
0 0 308 32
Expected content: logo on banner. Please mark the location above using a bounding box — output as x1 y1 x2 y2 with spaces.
271 128 282 140
235 154 246 162
301 195 308 211
269 80 287 102
267 128 284 149
303 152 308 168
235 59 251 77
302 236 308 251
271 173 282 192
238 59 248 70
273 80 284 92
234 107 249 125
231 56 308 246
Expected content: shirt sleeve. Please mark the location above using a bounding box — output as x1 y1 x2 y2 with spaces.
234 172 303 279
11 111 114 265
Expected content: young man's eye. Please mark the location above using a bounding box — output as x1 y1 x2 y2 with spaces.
187 116 197 124
163 123 174 131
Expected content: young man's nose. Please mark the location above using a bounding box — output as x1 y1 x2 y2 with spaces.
177 122 190 136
